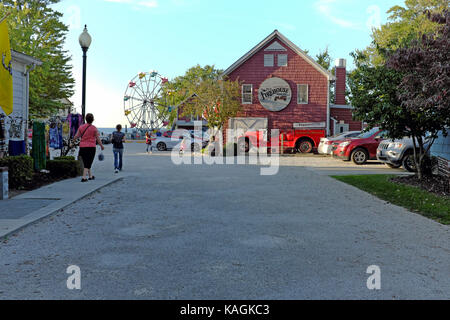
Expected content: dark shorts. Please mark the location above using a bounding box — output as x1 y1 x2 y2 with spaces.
79 147 96 169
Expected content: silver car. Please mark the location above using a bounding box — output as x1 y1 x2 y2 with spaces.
318 131 361 155
377 137 430 172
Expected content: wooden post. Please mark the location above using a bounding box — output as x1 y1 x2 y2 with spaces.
0 167 8 200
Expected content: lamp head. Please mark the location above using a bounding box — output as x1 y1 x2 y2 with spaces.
79 25 92 50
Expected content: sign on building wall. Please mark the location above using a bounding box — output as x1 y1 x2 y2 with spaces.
293 122 326 129
258 77 292 112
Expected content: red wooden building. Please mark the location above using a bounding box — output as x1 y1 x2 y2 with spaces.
222 30 362 150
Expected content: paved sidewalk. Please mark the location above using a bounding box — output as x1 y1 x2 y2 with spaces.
0 175 121 238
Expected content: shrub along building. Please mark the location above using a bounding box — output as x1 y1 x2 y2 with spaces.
222 30 362 152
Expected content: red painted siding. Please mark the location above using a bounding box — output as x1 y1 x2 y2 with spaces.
225 38 329 142
330 108 362 132
335 67 346 105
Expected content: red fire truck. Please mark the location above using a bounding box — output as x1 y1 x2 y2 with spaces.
238 129 326 154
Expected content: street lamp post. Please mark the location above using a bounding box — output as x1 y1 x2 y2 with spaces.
79 25 92 122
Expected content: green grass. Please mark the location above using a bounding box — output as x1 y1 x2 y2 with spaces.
332 175 450 225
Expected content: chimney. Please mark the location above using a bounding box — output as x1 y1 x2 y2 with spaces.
335 58 346 105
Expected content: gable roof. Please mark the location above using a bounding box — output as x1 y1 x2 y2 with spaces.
223 30 335 81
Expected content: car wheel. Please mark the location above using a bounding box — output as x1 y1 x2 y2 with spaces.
385 163 401 169
157 142 167 151
191 143 200 152
296 140 313 153
402 153 417 172
351 148 369 165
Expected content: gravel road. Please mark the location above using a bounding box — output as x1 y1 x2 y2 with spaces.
0 143 448 299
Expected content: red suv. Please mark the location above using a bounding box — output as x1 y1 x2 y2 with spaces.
332 127 388 165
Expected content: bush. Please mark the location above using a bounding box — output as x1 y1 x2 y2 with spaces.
0 155 34 189
54 156 76 161
46 158 82 178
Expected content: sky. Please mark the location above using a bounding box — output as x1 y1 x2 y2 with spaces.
51 0 405 127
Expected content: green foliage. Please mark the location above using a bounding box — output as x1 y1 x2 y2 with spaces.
169 65 242 132
0 155 34 189
54 156 76 161
348 8 449 180
333 175 450 225
0 0 75 118
46 158 82 178
363 0 449 65
348 51 404 137
164 65 224 119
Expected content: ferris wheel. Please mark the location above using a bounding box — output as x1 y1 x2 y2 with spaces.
123 71 170 131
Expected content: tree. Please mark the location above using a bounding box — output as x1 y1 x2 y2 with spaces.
349 11 450 180
364 0 449 66
386 10 450 179
180 76 242 136
165 64 223 107
165 64 242 134
0 0 74 118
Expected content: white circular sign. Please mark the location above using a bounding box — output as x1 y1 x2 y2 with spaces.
258 77 292 112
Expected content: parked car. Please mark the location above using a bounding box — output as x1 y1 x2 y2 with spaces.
318 131 361 155
154 130 208 152
332 127 388 165
377 136 431 172
100 134 111 145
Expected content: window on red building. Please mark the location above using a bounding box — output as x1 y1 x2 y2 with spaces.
297 84 309 104
242 84 253 104
264 54 274 67
278 54 288 67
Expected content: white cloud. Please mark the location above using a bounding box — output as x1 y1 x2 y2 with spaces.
103 0 158 9
138 1 158 8
315 0 360 29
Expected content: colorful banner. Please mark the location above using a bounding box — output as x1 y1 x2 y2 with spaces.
0 18 13 115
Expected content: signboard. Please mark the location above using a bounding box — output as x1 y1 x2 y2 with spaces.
293 122 326 128
258 77 292 112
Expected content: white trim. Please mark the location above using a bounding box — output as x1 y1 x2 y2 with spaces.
297 84 309 104
11 50 42 66
223 30 335 81
264 41 287 52
327 83 330 136
242 84 253 104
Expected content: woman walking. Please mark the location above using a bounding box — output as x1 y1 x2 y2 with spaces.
74 113 105 182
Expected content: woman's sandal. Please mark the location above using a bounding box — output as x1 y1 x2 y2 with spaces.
81 178 88 183
89 176 95 180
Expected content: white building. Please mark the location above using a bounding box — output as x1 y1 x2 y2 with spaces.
0 50 42 154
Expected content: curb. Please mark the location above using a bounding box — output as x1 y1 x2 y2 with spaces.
0 177 123 239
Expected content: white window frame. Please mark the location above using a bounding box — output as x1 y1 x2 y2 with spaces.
242 84 253 104
278 54 288 67
297 84 309 104
264 54 274 67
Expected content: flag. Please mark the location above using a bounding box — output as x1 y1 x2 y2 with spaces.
0 17 13 115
